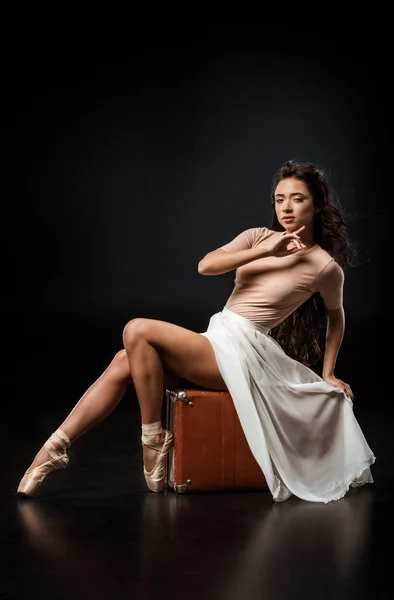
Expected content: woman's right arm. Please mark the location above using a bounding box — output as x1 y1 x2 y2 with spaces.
198 226 306 276
198 247 272 276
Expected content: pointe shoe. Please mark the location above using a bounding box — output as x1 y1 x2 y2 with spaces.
142 430 173 493
17 429 71 498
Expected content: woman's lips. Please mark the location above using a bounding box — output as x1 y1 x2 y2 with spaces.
282 217 294 221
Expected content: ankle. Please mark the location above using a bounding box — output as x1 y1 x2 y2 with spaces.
29 430 70 471
142 433 162 451
141 421 163 447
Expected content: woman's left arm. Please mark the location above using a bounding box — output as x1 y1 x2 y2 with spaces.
322 306 354 400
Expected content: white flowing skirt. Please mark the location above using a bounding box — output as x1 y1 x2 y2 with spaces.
200 308 376 503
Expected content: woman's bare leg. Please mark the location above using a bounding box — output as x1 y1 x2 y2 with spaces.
23 316 225 479
122 325 171 472
61 350 132 441
27 350 132 470
26 348 185 473
122 317 227 471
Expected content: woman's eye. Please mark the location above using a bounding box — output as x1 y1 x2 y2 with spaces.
275 198 303 203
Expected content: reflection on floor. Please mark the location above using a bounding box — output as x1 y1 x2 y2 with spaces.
13 488 375 600
1 381 392 600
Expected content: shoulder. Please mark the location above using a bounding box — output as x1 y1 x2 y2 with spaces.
235 226 275 237
219 226 276 251
249 227 277 244
312 248 344 286
310 249 344 308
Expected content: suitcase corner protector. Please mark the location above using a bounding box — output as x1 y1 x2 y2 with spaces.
167 480 189 493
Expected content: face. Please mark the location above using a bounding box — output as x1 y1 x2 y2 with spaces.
274 177 318 233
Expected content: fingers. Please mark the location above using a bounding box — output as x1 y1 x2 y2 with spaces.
280 228 306 252
287 237 306 250
282 231 305 245
293 241 305 250
292 232 306 248
342 383 354 400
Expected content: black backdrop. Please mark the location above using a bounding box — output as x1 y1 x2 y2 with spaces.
5 32 389 420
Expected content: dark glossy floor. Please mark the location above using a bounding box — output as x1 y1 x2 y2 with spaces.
2 389 392 600
2 315 393 600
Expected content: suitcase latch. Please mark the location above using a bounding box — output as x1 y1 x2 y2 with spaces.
166 389 194 407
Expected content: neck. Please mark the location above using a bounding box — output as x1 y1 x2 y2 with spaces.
298 227 315 249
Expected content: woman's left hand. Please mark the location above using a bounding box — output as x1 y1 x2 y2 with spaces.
323 375 354 400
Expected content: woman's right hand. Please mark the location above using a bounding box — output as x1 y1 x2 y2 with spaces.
260 226 306 258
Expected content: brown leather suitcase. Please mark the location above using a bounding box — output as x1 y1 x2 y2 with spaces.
165 388 269 493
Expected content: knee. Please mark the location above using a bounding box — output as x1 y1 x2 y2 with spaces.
112 349 128 364
122 318 151 348
107 350 132 381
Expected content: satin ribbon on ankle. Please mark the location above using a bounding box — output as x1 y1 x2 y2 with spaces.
141 421 163 450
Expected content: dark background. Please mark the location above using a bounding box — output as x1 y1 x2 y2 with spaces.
5 29 389 422
2 27 392 600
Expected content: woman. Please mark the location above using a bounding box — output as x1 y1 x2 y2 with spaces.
17 160 375 503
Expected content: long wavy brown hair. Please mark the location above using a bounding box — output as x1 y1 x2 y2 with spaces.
269 160 357 368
